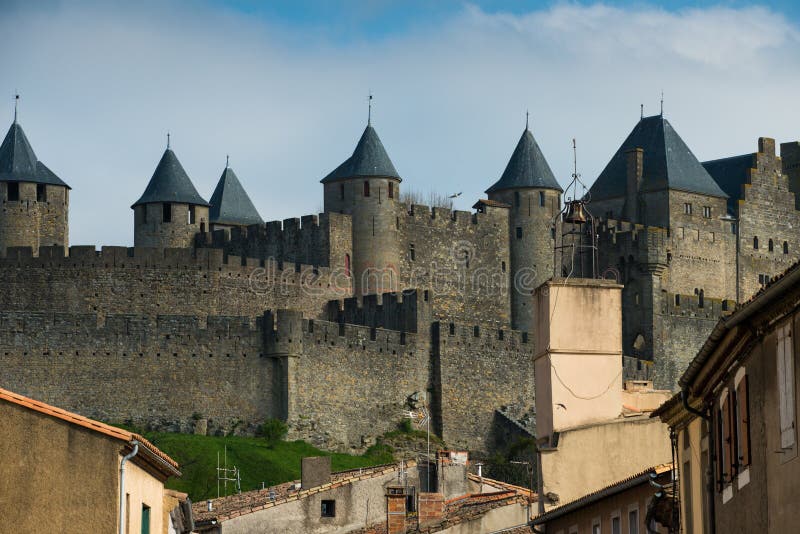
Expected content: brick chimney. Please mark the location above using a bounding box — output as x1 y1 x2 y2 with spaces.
623 147 644 222
418 493 444 527
386 487 406 534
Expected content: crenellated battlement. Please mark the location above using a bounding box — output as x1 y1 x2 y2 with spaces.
0 311 263 347
0 244 350 287
404 203 502 228
659 292 735 319
324 289 429 333
197 212 352 270
436 319 531 351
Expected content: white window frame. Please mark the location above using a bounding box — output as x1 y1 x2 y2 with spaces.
610 509 621 534
592 516 601 534
627 504 639 534
777 322 796 449
735 367 751 489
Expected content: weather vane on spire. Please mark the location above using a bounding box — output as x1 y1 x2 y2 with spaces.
640 104 644 121
368 92 373 126
226 154 229 168
660 91 664 116
14 92 19 123
526 110 529 130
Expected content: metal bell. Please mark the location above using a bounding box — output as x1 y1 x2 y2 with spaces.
564 200 587 224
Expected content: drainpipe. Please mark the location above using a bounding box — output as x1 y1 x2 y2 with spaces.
682 390 715 534
119 441 139 534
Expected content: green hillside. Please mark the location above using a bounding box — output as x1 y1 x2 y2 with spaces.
139 432 394 501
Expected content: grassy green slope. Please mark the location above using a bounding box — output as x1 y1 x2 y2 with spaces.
141 432 394 501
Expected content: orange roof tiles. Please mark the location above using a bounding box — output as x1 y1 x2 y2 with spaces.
0 386 179 473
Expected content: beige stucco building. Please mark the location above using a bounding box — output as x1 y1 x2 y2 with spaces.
0 387 188 534
533 279 673 510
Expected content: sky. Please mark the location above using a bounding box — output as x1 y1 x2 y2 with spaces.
1 0 799 246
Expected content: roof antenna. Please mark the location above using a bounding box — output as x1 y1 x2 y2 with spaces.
167 132 171 150
14 92 19 123
526 110 529 130
640 104 643 121
660 91 664 117
367 92 373 126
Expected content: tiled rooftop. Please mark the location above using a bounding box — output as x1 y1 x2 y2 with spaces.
193 460 416 525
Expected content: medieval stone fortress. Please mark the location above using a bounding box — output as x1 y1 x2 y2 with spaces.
1 100 799 459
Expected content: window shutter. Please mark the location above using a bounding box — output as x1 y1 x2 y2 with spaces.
778 325 796 448
716 407 724 491
738 376 751 467
722 395 732 483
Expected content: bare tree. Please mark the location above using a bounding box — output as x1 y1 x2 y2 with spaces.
400 188 454 210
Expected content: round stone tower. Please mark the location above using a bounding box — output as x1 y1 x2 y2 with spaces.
132 144 209 248
0 116 70 255
321 122 401 295
487 125 562 331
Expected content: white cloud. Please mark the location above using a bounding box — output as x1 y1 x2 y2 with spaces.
0 1 798 245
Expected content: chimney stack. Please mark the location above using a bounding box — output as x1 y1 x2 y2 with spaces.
386 487 407 534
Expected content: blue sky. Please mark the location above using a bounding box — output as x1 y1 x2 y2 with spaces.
1 1 799 245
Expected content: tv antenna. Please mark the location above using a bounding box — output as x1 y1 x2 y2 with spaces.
217 445 242 498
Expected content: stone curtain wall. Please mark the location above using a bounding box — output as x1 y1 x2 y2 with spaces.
434 321 535 452
398 205 511 326
0 245 349 320
197 212 353 273
0 312 273 435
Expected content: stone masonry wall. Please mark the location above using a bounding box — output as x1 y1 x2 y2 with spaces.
196 212 352 273
398 204 511 326
0 245 349 321
0 311 272 435
0 182 69 254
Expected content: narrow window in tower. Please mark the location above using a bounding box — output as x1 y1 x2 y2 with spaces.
142 206 148 224
675 294 681 306
516 227 523 239
684 203 692 215
409 244 415 261
163 203 172 223
753 236 759 250
189 205 196 224
514 191 520 208
340 183 345 200
703 206 712 218
36 184 46 202
364 181 370 197
344 254 351 277
551 227 556 240
784 241 789 254
769 239 774 252
7 182 19 202
501 261 506 272
388 182 394 199
200 222 206 233
699 289 705 308
473 326 480 338
539 191 545 207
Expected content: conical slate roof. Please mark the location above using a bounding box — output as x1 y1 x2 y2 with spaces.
321 125 401 183
590 115 727 200
209 166 264 226
0 121 70 188
132 149 209 208
487 129 562 193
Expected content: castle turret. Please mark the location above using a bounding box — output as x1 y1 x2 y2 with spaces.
208 161 263 232
321 123 401 295
132 144 209 248
486 125 562 330
0 115 70 255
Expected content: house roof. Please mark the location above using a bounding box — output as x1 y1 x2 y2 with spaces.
589 115 727 200
472 198 511 209
209 167 263 226
0 387 180 477
321 125 401 183
0 121 70 188
486 129 562 193
531 463 672 525
193 460 416 526
702 154 756 215
132 149 209 208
